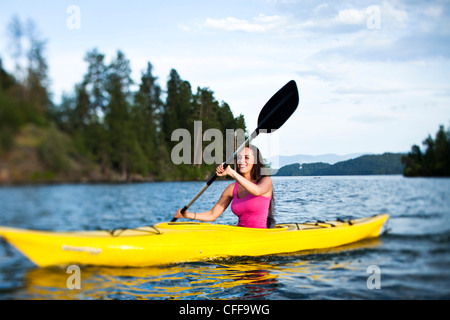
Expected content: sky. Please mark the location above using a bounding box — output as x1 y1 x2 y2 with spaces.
1 0 449 159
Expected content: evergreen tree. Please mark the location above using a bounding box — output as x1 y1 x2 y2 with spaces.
6 16 50 125
217 101 236 132
82 48 108 118
25 19 50 116
132 62 162 175
433 125 450 175
104 50 146 179
74 83 90 129
1 17 51 153
402 124 450 177
0 65 21 152
76 49 110 174
163 69 193 146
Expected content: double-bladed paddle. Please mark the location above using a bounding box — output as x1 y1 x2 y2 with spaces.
171 80 299 222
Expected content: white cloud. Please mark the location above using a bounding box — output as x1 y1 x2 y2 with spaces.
381 1 408 24
423 6 443 18
203 14 288 33
335 8 367 25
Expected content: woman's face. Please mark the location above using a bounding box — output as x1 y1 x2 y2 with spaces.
236 147 255 175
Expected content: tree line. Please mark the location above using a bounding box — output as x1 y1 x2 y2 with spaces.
275 153 405 176
402 125 450 177
0 17 49 146
0 17 246 182
274 125 450 178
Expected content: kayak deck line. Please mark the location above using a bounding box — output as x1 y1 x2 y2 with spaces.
107 225 162 237
0 214 390 268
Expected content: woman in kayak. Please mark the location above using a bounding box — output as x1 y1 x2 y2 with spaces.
174 144 275 228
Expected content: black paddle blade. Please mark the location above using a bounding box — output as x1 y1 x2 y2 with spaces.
257 80 299 133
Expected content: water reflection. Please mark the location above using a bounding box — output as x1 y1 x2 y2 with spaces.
21 238 381 300
23 262 280 300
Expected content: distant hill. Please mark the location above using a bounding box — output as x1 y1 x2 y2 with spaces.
274 153 405 176
268 153 367 168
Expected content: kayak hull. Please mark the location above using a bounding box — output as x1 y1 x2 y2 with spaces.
0 214 389 267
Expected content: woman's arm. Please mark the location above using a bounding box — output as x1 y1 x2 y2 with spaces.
174 183 234 222
217 164 272 197
232 173 272 197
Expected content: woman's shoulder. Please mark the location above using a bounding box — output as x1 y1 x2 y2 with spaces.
223 182 236 197
258 176 273 196
259 176 273 184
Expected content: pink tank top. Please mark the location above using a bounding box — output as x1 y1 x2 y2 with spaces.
231 182 271 229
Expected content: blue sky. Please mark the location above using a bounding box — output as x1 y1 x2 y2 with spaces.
1 0 449 158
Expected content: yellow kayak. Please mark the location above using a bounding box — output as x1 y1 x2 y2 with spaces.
0 214 389 267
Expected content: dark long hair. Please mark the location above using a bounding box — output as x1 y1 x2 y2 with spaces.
236 144 276 228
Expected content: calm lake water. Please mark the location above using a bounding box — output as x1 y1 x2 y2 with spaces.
0 176 449 300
